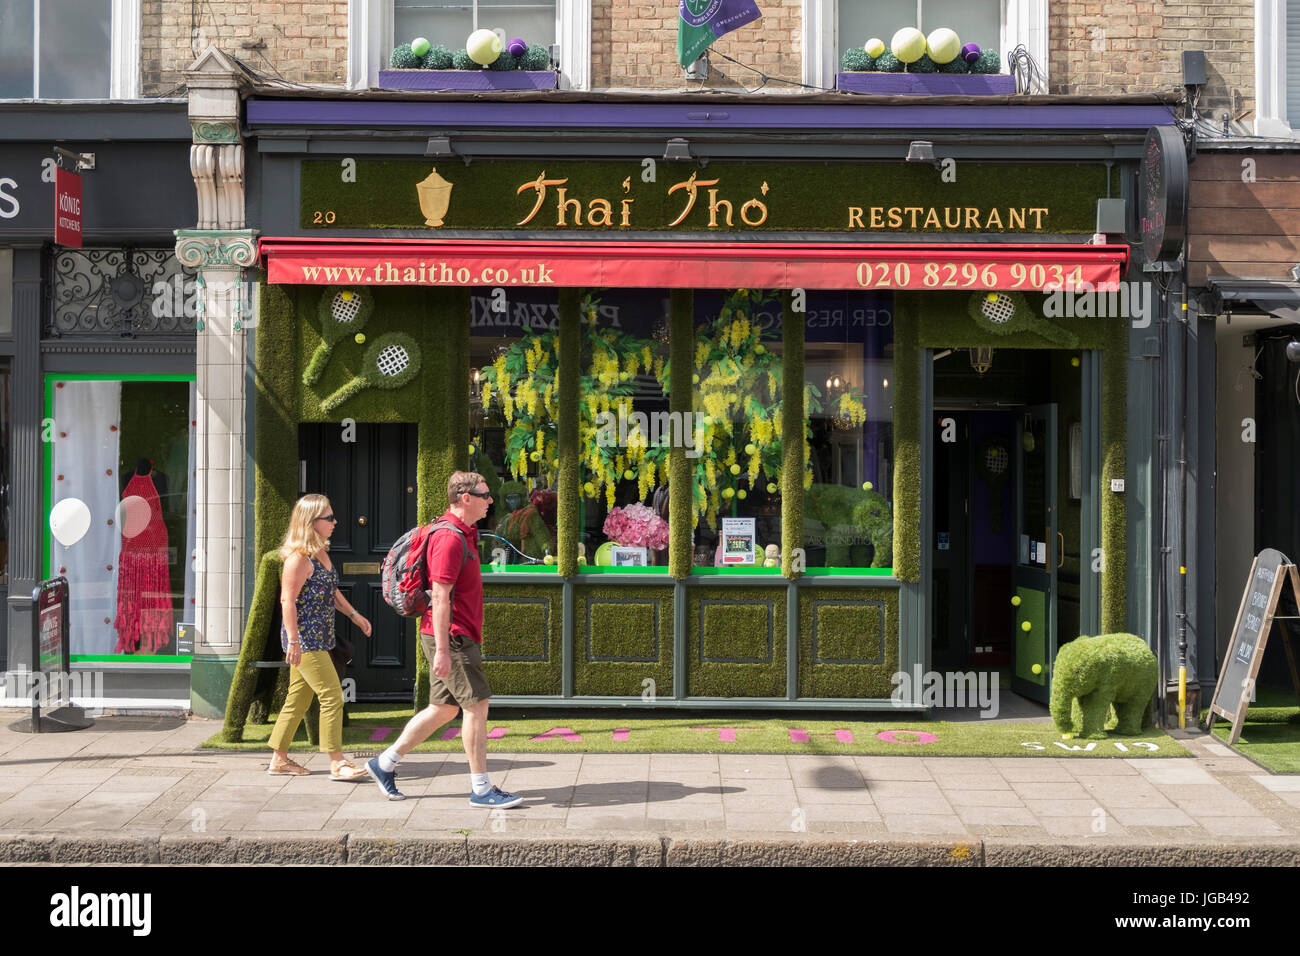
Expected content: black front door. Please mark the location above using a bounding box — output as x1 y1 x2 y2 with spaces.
300 423 418 700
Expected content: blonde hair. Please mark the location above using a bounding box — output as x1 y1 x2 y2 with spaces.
447 470 486 505
280 494 332 560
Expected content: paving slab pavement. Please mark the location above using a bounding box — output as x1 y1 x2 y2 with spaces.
0 715 1297 864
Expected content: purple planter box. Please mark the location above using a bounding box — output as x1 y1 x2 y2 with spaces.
837 72 1017 95
379 69 557 91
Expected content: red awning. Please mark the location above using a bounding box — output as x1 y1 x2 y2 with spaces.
260 238 1129 293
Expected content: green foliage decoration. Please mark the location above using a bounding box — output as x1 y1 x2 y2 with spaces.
938 56 970 74
557 290 580 577
451 49 477 70
668 291 694 579
841 47 875 72
422 45 454 69
390 43 420 68
912 53 937 73
489 51 520 71
221 550 284 742
780 291 803 578
876 52 903 72
522 44 551 70
971 50 1001 74
1050 633 1157 738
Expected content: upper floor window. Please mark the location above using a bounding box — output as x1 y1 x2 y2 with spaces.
395 0 556 53
0 0 138 99
837 0 1001 68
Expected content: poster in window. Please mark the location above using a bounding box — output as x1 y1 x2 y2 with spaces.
721 517 756 565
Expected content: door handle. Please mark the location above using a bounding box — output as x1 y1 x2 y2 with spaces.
1058 532 1064 569
358 516 368 527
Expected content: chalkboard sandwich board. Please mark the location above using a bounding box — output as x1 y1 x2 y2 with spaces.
1206 548 1300 745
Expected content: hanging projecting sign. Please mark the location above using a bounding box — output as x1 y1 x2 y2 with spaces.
1139 126 1188 263
54 166 82 248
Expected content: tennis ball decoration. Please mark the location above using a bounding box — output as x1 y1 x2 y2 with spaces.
411 37 431 57
354 333 365 344
1072 356 1081 367
390 43 420 68
926 28 961 64
729 464 741 475
543 553 556 565
507 37 527 57
766 483 777 493
422 44 453 69
1022 621 1032 632
467 29 503 65
745 444 757 455
522 43 551 70
890 27 926 63
584 481 595 496
875 51 903 72
864 37 886 58
451 49 477 70
722 487 735 499
912 53 937 73
737 490 747 500
862 481 873 490
1011 595 1021 606
841 47 874 72
971 49 1001 74
1032 663 1043 675
962 42 981 64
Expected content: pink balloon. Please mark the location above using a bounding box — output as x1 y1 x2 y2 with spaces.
119 495 152 538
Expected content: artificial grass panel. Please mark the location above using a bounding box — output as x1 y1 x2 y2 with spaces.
203 706 1186 757
797 586 900 698
892 296 921 582
221 550 285 742
688 587 787 697
1209 712 1300 773
253 277 300 562
300 159 1108 234
1100 333 1126 632
668 290 693 579
480 583 564 696
557 289 580 578
573 585 675 697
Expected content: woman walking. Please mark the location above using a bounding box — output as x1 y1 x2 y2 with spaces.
267 493 370 780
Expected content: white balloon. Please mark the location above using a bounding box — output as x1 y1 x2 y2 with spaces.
117 495 152 538
50 497 92 548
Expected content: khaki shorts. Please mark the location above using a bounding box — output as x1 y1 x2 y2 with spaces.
420 632 492 708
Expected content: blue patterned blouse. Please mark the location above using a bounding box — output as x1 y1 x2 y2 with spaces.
281 555 338 653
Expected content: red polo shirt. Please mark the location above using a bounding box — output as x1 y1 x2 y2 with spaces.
420 511 483 644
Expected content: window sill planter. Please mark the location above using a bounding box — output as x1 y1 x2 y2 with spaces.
379 69 558 91
836 72 1016 95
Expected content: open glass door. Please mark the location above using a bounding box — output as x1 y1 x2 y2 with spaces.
1012 404 1057 703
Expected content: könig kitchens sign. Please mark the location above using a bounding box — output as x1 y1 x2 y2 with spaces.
300 160 1110 234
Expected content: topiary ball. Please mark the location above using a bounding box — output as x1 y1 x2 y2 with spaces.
507 37 527 57
890 27 926 63
875 51 903 72
389 43 420 68
971 49 1001 74
864 37 886 58
911 53 937 73
422 44 453 69
938 55 970 73
522 43 551 70
841 47 874 71
489 51 519 71
411 37 431 58
926 28 961 64
451 48 477 70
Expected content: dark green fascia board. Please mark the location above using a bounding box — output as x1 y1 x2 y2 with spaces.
0 101 191 141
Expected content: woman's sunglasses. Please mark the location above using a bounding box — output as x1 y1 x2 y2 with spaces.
316 513 338 522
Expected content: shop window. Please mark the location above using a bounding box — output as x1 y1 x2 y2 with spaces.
689 290 785 571
0 0 138 99
471 288 673 571
803 291 894 571
48 376 196 659
395 0 556 53
837 0 1000 67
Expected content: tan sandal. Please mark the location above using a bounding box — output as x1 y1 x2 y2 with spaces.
268 758 310 776
330 760 367 782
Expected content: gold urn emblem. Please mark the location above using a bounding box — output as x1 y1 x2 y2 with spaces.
416 168 454 227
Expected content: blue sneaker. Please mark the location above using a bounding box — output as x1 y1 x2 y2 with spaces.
365 757 405 801
469 785 523 809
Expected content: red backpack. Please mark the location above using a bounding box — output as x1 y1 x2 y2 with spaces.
381 520 472 618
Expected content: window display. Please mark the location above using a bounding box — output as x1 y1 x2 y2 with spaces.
48 377 196 657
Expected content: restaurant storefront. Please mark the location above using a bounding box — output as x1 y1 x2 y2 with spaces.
222 91 1174 727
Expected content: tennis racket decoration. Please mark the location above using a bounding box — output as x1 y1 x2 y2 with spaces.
975 435 1012 533
320 332 422 413
304 287 375 387
966 291 1078 348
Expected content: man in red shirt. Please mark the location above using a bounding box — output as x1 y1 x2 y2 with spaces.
366 471 522 807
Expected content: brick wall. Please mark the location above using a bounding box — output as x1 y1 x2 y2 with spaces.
142 0 350 96
1048 0 1253 123
591 0 801 90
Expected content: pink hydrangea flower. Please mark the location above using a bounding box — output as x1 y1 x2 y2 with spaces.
603 502 669 549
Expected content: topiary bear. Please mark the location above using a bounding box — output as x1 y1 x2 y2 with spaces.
805 482 894 568
1049 633 1157 739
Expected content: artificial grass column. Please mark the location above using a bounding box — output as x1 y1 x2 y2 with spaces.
1101 339 1127 632
669 290 694 579
557 288 580 577
893 296 921 583
780 291 804 578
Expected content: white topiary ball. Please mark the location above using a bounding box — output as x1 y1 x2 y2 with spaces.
466 28 502 65
864 37 886 58
890 27 926 63
926 28 961 64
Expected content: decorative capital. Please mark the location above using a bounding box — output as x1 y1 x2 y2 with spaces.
191 119 241 144
174 229 259 272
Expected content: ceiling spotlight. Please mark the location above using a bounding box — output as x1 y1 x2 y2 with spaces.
1286 340 1300 363
664 138 692 162
906 141 941 168
425 136 469 166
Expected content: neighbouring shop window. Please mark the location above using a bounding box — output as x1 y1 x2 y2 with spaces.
394 0 556 54
836 0 1001 70
0 249 12 336
48 377 196 658
0 0 111 99
804 291 894 570
689 290 784 569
